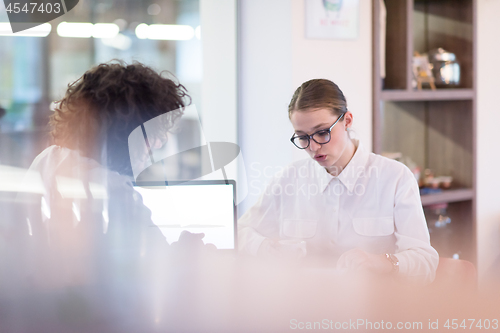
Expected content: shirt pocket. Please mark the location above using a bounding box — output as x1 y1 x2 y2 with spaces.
352 217 394 237
282 219 317 239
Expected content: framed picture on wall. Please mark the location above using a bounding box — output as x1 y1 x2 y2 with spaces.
305 0 360 40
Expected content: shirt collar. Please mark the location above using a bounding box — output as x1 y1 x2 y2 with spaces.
312 160 333 193
313 139 370 193
337 139 369 193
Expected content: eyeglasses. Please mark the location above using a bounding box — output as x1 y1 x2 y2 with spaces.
290 113 345 149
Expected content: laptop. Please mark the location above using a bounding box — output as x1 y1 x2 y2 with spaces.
133 180 237 250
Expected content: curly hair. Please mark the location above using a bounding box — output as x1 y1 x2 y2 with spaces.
50 61 190 176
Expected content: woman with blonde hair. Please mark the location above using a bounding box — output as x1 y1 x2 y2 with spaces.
239 79 438 284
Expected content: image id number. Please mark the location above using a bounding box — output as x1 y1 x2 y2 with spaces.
444 319 499 330
6 2 61 14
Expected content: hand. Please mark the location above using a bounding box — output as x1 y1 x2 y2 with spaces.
170 231 217 251
336 248 393 275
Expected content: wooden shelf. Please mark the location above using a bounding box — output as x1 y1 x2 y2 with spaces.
373 0 477 264
381 89 475 101
421 188 474 206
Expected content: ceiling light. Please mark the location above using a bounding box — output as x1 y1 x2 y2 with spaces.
92 23 119 38
57 22 93 38
57 22 119 38
0 23 51 37
135 23 149 39
148 24 194 40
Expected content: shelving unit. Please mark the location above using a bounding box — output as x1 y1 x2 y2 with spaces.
420 188 474 206
372 0 476 262
380 89 475 101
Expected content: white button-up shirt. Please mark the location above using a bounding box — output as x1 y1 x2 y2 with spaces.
238 140 438 283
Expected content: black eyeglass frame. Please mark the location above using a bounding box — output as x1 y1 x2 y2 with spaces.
290 113 345 149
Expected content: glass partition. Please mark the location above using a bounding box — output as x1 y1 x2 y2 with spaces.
0 0 204 168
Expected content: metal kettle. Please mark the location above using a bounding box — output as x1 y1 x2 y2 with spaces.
428 48 461 87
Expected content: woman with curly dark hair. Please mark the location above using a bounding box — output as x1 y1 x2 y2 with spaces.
50 61 187 177
12 62 198 331
26 61 189 243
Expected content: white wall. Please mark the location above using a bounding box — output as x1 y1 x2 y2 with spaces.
201 0 237 144
238 0 372 214
476 0 500 283
238 0 294 214
290 0 372 163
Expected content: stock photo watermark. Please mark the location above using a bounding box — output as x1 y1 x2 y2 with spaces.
3 0 79 33
290 318 499 330
248 162 380 198
249 162 380 180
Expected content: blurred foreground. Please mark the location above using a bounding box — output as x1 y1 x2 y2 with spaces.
1 248 500 332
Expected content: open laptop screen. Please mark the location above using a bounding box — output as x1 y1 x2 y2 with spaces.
134 180 236 250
